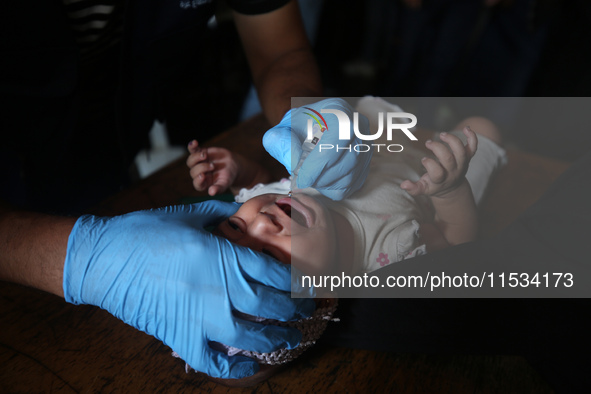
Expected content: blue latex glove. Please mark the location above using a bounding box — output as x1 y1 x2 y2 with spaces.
263 98 372 200
63 201 315 379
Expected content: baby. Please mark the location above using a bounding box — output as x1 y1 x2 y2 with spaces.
186 99 507 278
183 99 506 385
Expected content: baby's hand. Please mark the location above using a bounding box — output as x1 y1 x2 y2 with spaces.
401 127 477 198
186 140 239 196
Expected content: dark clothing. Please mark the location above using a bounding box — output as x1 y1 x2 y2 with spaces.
322 150 591 393
1 0 288 214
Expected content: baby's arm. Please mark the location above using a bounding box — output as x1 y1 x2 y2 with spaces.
401 127 478 250
186 140 271 196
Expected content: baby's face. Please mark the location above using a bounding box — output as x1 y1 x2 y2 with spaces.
215 193 337 275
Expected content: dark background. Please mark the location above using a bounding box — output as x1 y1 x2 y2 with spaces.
4 0 591 213
167 0 591 162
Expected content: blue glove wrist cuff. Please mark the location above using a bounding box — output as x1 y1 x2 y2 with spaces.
63 214 98 305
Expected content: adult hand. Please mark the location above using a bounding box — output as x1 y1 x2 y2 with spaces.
263 98 372 200
63 201 315 379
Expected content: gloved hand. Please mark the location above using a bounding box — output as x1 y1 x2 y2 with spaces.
263 98 372 200
63 201 315 379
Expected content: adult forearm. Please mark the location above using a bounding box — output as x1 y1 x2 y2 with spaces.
255 48 322 124
233 1 322 125
0 206 75 297
430 180 478 246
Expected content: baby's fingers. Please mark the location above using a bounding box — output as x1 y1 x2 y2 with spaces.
462 126 478 158
439 132 467 165
421 156 446 184
401 179 427 196
190 162 215 191
208 180 229 196
425 139 457 173
207 168 235 196
186 148 208 168
187 140 200 154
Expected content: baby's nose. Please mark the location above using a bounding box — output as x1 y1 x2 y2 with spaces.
250 211 289 235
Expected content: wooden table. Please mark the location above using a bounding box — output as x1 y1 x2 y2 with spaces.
0 115 569 393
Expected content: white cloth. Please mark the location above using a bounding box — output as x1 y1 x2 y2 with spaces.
235 177 291 202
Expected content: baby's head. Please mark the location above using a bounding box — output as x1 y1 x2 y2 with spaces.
213 193 337 275
208 193 340 386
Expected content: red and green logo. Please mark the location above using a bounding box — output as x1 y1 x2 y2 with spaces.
303 107 328 131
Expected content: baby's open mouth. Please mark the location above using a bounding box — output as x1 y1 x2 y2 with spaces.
276 198 309 228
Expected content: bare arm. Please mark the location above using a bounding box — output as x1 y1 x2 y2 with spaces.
429 179 478 246
0 203 75 297
233 0 322 124
417 181 478 251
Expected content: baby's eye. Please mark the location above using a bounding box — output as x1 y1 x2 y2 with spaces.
228 219 241 232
